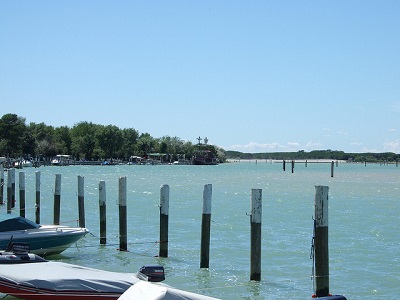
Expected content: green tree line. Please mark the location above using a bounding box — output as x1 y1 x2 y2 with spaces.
0 113 225 162
226 149 400 163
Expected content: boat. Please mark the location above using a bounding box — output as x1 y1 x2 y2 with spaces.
192 150 218 165
51 155 72 166
191 137 218 165
118 281 221 300
0 215 89 256
0 261 165 300
13 159 34 168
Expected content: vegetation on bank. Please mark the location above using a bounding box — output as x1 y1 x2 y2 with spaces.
1 113 398 164
0 113 225 162
225 150 400 163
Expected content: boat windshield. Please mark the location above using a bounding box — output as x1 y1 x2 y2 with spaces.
0 216 41 232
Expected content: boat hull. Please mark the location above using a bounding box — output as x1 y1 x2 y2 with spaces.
0 225 88 256
0 262 139 300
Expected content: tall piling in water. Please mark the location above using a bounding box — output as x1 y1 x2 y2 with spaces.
11 168 15 208
118 176 128 251
200 184 212 268
7 169 13 213
78 176 85 228
19 172 26 217
99 180 107 245
53 174 61 225
35 171 41 224
250 188 262 281
159 184 169 258
314 185 329 297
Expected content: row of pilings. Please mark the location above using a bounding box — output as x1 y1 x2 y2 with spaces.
1 165 332 297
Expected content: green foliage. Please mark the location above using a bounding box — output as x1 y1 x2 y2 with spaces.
225 150 400 163
0 113 222 162
0 113 27 157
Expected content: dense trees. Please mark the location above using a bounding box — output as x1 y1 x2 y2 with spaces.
2 113 397 163
0 113 223 162
225 149 400 163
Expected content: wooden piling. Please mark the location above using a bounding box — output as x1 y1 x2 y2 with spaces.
250 188 262 281
78 176 85 228
283 160 286 171
330 161 334 177
35 171 41 224
0 164 4 205
7 169 12 213
19 172 26 217
11 168 15 208
291 160 294 173
200 184 212 268
99 180 107 245
159 184 169 257
118 176 128 251
314 185 329 297
53 174 61 225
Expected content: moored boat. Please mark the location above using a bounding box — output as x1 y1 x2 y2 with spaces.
0 215 89 256
192 150 218 165
0 261 165 300
118 281 221 300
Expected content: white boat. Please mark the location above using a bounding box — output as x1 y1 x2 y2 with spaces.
13 159 34 168
118 281 221 300
51 154 72 166
0 215 89 256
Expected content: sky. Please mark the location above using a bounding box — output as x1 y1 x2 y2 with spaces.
1 1 399 153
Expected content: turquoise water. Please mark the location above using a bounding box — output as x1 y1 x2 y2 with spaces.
2 162 399 299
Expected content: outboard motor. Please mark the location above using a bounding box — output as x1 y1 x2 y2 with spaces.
137 265 165 282
8 242 30 254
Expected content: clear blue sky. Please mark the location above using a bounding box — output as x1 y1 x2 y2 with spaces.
1 1 399 153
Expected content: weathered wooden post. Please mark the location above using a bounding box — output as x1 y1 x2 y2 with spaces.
11 168 15 208
7 169 12 213
118 176 128 251
291 160 294 173
78 176 85 228
330 161 334 177
19 172 26 217
200 184 212 268
159 184 169 257
53 174 61 225
250 188 262 281
314 185 329 297
306 160 308 167
35 171 41 224
0 164 4 205
99 180 107 245
283 160 286 171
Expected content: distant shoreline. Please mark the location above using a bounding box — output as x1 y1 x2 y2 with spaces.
227 158 347 163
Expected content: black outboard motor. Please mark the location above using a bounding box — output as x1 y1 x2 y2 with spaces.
7 242 30 254
137 265 165 282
